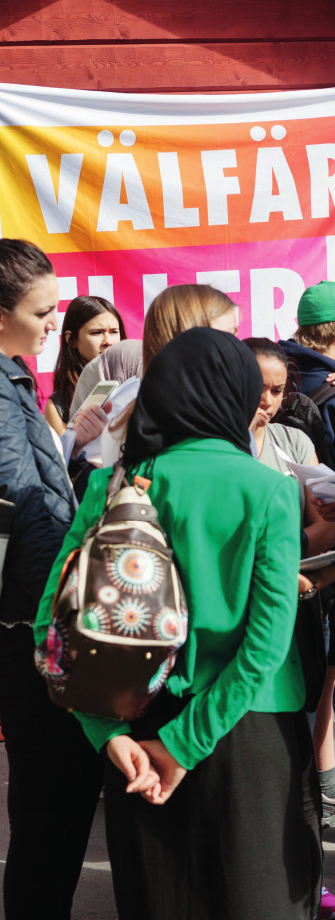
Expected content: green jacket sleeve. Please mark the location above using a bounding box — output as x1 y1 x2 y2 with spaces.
158 476 301 769
34 467 110 645
34 466 132 751
73 710 131 751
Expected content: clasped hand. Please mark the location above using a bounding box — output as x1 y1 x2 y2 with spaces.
106 735 187 805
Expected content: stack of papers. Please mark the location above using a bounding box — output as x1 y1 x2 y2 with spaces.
300 551 335 571
273 445 335 503
83 375 140 465
60 376 140 469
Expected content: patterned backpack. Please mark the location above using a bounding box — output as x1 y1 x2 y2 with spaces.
35 465 188 721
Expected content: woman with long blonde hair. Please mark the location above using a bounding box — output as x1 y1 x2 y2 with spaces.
95 284 239 464
70 283 238 415
142 283 238 372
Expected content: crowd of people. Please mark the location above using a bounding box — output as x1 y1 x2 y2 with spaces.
2 237 335 919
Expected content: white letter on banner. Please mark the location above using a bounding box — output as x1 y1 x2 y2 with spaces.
306 145 335 218
327 237 335 281
58 277 78 302
26 154 83 234
97 154 154 232
201 151 240 225
250 268 305 339
37 311 65 373
196 270 240 294
157 153 199 228
143 275 168 315
250 149 302 223
89 276 114 301
37 277 77 372
196 271 240 323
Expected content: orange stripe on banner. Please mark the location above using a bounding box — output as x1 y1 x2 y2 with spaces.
0 116 334 252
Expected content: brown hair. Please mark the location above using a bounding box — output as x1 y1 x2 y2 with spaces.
292 322 335 353
111 283 238 436
0 238 54 313
0 239 55 403
143 284 237 373
54 295 127 414
243 337 289 369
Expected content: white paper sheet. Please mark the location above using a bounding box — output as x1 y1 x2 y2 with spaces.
272 444 335 503
84 376 140 465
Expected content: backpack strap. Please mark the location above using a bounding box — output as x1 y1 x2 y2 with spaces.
106 463 128 499
310 381 335 407
102 464 157 526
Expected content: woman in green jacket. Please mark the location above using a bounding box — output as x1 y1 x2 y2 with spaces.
35 328 322 920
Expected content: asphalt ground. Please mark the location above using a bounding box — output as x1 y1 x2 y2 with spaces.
2 739 335 918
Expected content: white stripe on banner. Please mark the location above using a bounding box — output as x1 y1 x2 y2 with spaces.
0 84 335 128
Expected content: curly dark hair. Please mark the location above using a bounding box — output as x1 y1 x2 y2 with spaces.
243 336 300 409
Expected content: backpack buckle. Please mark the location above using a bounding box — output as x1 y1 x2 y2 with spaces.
134 475 151 495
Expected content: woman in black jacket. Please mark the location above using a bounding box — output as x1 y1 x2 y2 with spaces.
44 294 127 435
0 240 103 920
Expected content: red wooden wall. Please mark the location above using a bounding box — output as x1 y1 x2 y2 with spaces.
0 0 334 93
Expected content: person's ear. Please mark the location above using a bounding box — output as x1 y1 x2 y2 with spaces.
64 329 73 345
0 306 7 332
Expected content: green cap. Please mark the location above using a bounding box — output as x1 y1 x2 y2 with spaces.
297 281 335 326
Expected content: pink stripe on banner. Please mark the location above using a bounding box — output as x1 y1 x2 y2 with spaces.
31 237 327 403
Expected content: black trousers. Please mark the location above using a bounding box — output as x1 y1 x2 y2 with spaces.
104 695 323 920
0 624 104 920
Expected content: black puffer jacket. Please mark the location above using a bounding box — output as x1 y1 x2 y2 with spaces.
0 354 74 625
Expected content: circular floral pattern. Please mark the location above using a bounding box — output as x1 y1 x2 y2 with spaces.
59 567 78 601
107 548 164 594
112 598 151 637
83 604 111 634
180 599 188 645
148 658 172 694
46 621 67 675
98 585 119 606
153 608 181 641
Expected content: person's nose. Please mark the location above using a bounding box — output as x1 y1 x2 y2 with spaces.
260 388 272 410
46 308 58 332
102 331 113 347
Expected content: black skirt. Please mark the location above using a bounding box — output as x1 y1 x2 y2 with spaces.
104 697 322 920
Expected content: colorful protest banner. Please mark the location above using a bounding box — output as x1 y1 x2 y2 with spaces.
0 83 334 399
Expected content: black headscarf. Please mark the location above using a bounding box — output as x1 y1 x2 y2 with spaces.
123 327 263 466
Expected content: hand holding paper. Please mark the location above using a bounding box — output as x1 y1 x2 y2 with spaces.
272 444 335 503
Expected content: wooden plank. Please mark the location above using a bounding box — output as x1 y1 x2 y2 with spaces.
0 42 334 92
0 0 335 43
